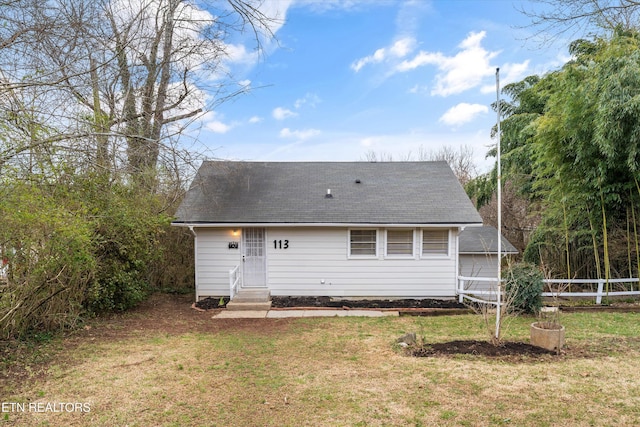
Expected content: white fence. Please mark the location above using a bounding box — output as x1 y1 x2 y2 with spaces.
541 278 640 304
457 276 501 305
229 265 241 300
457 276 640 305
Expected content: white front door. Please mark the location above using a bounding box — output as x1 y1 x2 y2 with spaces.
242 227 266 288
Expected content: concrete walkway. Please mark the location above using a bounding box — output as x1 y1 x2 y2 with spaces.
213 309 400 319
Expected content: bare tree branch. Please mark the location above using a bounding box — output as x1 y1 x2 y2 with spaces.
520 0 640 45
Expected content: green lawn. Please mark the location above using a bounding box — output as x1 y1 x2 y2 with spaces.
2 299 640 426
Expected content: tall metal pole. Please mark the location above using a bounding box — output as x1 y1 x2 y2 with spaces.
495 68 502 339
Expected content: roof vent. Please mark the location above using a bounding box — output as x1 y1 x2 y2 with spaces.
355 179 361 184
325 189 333 198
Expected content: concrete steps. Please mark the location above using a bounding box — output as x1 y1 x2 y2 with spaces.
226 289 272 311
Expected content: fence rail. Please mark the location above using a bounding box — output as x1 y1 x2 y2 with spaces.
229 265 241 300
457 276 640 305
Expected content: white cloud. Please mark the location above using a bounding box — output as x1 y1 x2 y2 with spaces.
408 84 428 94
351 37 416 72
249 116 263 124
352 31 502 97
503 60 530 83
390 37 415 57
396 51 443 72
439 103 489 126
202 111 233 133
255 0 291 35
225 43 260 65
480 60 531 94
272 107 298 120
396 31 499 97
294 93 321 109
271 94 319 123
206 120 232 133
279 127 321 140
351 49 386 72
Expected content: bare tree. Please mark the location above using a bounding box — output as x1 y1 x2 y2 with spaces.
362 145 478 185
477 180 539 255
521 0 640 44
362 150 398 162
1 0 287 335
0 0 280 188
424 145 478 186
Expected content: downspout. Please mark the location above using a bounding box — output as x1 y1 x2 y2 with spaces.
189 226 199 301
455 227 463 302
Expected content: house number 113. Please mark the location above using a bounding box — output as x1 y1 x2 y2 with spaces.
273 240 289 249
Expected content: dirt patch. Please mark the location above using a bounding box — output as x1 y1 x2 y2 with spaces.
75 293 298 338
408 339 559 361
0 294 300 396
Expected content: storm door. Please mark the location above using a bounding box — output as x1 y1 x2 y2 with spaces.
242 228 266 288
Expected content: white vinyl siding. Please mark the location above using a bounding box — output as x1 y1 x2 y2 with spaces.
194 228 242 299
459 254 498 279
422 229 449 256
349 229 377 257
459 254 499 297
386 229 414 257
194 226 460 299
267 227 457 297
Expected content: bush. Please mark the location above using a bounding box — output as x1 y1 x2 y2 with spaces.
504 263 544 315
0 177 170 337
85 184 168 313
0 184 96 338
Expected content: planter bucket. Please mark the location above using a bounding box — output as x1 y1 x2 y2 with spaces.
530 322 565 352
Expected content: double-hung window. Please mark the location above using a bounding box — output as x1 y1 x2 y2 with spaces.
386 229 414 257
422 229 449 256
349 229 377 257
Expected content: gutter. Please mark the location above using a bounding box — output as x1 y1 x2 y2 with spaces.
172 222 484 229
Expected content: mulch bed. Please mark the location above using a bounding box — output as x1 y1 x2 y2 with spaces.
195 296 466 310
409 339 558 359
271 296 466 309
195 297 230 310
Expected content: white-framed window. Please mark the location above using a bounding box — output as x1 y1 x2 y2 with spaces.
349 229 378 257
385 229 414 257
421 229 449 256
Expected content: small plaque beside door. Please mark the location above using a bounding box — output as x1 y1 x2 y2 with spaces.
228 242 239 249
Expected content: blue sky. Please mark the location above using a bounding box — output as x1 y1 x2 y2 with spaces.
194 0 569 172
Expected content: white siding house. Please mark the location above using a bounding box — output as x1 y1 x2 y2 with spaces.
458 226 519 295
173 161 488 301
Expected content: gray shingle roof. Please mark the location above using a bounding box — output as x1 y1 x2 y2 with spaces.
173 161 483 225
459 226 519 254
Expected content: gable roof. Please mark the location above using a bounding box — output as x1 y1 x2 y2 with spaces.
459 226 519 254
173 161 483 225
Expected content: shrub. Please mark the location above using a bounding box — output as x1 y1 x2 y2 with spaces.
504 262 544 315
85 184 167 313
0 177 170 337
0 184 95 338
